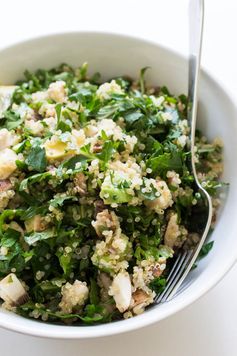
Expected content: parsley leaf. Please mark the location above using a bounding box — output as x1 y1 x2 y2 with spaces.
21 206 47 220
149 277 166 294
49 195 78 208
24 229 56 246
123 111 144 127
148 151 183 177
97 141 118 165
25 146 47 172
19 172 52 191
1 229 21 248
2 110 23 130
198 241 214 259
61 154 88 170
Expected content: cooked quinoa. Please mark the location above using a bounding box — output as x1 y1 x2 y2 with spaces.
0 63 223 324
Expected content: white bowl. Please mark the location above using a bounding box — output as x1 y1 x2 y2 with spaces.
0 32 236 339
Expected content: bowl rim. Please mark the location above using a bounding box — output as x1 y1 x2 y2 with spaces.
0 30 236 339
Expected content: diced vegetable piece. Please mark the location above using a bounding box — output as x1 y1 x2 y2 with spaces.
0 148 18 179
0 273 28 306
109 272 132 312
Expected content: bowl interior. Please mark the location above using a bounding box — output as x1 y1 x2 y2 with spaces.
0 32 236 338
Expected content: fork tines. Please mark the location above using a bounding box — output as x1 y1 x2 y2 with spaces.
155 249 194 304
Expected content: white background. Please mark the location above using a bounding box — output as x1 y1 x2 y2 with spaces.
0 0 237 355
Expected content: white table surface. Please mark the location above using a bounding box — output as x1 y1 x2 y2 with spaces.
1 0 237 355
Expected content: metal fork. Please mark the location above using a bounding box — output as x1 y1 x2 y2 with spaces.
155 0 213 303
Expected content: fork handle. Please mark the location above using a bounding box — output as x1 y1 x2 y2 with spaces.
188 0 204 157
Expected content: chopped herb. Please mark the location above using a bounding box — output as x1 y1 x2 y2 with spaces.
25 146 47 172
2 110 23 130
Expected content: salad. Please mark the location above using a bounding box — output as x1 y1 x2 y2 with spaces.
0 63 223 324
